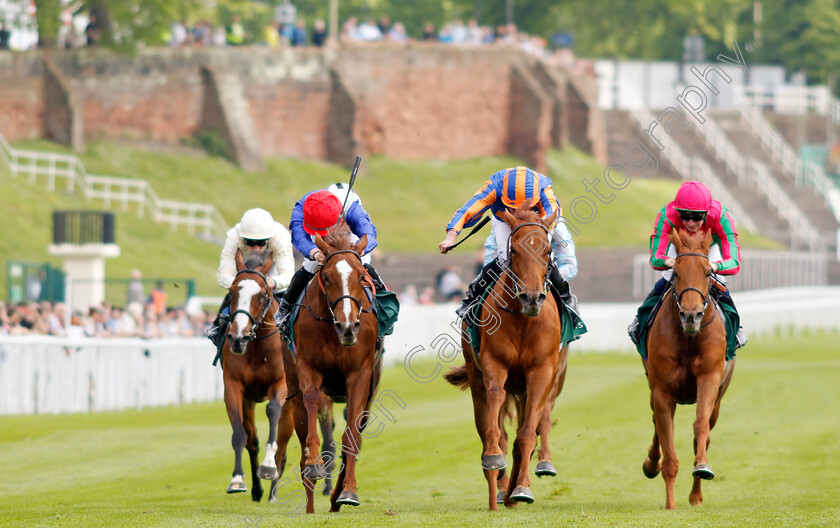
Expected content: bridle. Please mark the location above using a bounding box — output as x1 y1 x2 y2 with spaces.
496 221 551 312
309 249 373 324
671 252 717 329
230 268 277 340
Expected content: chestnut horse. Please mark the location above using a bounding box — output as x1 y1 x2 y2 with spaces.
222 250 295 501
282 225 382 513
445 204 563 510
642 229 736 509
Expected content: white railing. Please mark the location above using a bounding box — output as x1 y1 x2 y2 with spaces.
0 337 222 415
0 131 229 240
628 108 758 234
733 93 840 222
737 85 830 115
632 250 830 298
694 114 819 249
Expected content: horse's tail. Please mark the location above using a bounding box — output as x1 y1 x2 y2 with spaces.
443 364 470 391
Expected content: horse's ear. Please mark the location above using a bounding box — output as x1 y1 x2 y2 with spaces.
668 229 684 254
235 248 245 271
259 251 274 275
314 234 330 255
502 209 517 227
542 209 558 228
352 234 368 256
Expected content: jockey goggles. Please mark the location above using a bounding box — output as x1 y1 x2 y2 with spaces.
244 238 268 247
678 210 707 223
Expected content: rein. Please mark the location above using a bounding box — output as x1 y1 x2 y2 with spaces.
671 252 718 331
230 268 279 341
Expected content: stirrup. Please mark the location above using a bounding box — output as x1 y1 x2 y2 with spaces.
735 327 747 348
627 317 640 346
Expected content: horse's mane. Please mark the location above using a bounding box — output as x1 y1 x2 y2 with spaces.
244 251 268 270
511 200 542 223
324 223 354 250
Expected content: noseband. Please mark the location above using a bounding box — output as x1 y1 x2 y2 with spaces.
311 249 372 325
230 268 275 340
671 252 714 324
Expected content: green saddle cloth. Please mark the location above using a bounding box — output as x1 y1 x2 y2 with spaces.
634 287 740 361
467 278 587 356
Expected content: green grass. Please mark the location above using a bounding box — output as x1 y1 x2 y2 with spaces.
1 140 782 299
1 332 838 527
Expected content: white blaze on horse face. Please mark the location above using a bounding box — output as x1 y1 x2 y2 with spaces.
233 279 261 337
335 259 353 321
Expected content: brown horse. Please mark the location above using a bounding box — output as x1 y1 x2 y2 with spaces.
222 249 295 501
445 204 563 510
642 229 736 509
282 225 382 513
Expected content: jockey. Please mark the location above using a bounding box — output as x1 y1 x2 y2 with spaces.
207 208 295 355
439 166 569 319
275 188 386 326
627 180 746 347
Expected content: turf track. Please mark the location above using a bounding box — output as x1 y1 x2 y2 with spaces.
1 331 838 527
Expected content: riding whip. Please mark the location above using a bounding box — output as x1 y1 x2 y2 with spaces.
445 215 491 251
338 155 363 224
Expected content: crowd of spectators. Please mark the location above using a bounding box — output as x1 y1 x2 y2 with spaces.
0 300 215 339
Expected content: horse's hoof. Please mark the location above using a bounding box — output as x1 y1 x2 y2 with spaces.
497 467 505 480
322 485 332 497
303 464 327 480
336 490 360 506
226 480 248 494
692 463 714 480
481 454 506 471
643 459 661 479
257 464 279 480
251 487 263 502
509 486 535 504
535 461 557 477
496 490 506 504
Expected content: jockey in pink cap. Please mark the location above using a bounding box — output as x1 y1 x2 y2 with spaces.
628 181 746 351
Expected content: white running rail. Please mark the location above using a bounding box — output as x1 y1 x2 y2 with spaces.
0 132 229 240
733 93 840 222
628 108 758 233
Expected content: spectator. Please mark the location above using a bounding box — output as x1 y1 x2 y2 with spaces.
311 19 327 46
437 266 464 302
422 22 437 41
263 21 281 47
126 269 145 307
226 15 245 46
149 281 167 315
355 19 383 41
465 19 482 45
291 20 307 47
387 22 409 43
0 23 10 50
399 284 418 306
377 16 391 35
340 17 358 42
418 286 435 305
170 20 188 47
85 15 99 46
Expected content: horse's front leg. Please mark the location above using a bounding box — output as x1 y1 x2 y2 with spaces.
330 368 372 511
481 356 510 473
505 363 554 506
297 362 326 481
643 392 662 479
689 367 724 505
242 400 264 502
652 387 678 510
258 384 284 481
536 353 566 478
223 379 249 494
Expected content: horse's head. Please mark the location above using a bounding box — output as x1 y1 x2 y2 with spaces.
669 228 714 335
227 249 275 354
314 225 369 346
502 201 558 316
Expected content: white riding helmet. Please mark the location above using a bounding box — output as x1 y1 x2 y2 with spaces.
239 208 274 240
328 182 362 208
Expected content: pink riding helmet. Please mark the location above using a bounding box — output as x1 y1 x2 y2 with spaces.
674 181 711 212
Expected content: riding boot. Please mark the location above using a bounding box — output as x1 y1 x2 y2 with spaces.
209 293 231 366
363 263 387 292
627 278 669 346
548 266 581 331
456 258 504 321
275 267 316 328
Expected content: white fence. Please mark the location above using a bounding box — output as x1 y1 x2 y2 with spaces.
3 292 840 415
0 338 222 415
0 132 229 241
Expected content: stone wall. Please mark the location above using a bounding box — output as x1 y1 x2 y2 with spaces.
0 45 604 173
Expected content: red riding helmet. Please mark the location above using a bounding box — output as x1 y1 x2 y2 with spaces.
674 181 711 212
303 190 342 236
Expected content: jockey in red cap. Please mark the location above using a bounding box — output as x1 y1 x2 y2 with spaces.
628 181 746 351
275 189 385 326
